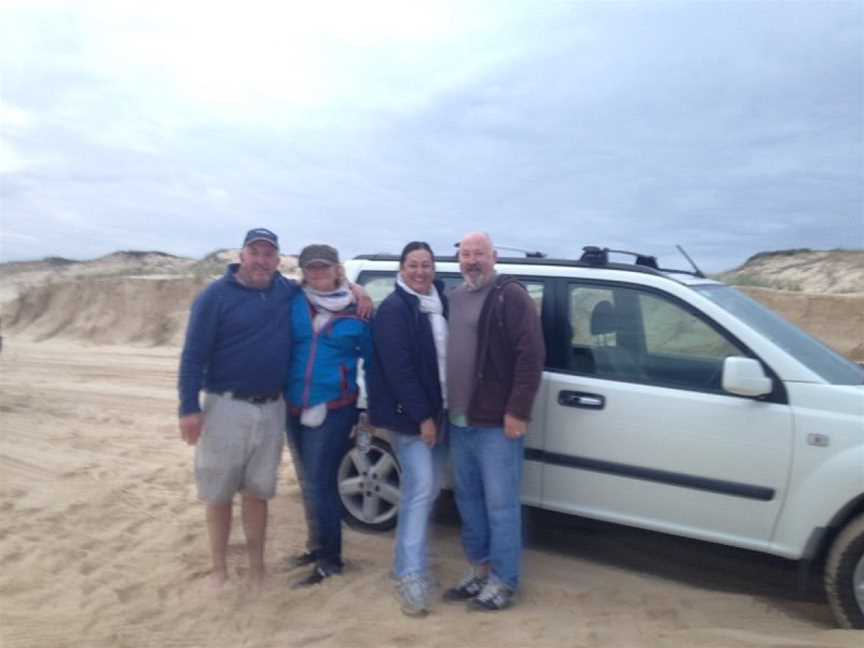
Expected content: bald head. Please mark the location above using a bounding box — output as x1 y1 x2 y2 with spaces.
458 231 497 289
460 231 493 251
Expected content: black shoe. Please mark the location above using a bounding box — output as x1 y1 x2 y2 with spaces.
442 569 487 603
467 577 514 612
291 562 342 589
288 550 320 568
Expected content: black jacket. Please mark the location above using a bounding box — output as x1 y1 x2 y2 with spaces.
367 280 448 435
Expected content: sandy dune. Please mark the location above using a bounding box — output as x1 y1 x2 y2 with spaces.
4 276 864 363
2 248 862 362
738 287 864 361
0 339 860 648
718 250 864 295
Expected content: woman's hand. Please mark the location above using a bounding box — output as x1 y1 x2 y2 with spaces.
420 418 437 448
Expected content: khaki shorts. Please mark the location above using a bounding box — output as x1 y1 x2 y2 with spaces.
195 392 286 503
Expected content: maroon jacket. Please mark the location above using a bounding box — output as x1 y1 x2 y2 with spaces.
467 275 545 426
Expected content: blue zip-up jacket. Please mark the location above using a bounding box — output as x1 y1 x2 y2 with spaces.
284 293 374 411
367 280 448 435
178 265 300 416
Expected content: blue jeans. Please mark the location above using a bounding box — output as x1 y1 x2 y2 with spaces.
449 424 524 589
288 407 357 568
392 432 447 579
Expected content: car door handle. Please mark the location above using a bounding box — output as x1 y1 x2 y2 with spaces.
558 390 605 409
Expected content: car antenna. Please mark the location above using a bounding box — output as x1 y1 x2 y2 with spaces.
452 242 546 258
676 244 706 278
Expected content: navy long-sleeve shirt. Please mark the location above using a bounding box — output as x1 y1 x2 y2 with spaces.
177 264 300 416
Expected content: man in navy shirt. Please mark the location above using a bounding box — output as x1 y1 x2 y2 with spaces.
178 227 298 590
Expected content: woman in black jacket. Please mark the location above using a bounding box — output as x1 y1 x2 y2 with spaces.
368 241 448 617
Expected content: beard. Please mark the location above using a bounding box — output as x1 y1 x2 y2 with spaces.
463 267 493 290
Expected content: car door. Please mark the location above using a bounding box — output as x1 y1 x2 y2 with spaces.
539 279 794 549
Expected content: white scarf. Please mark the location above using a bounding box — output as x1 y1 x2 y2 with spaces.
300 281 356 427
303 281 355 333
397 274 448 407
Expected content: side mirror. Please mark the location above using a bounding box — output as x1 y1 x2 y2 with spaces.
722 356 773 397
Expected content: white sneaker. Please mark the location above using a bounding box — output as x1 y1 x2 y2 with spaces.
397 573 429 617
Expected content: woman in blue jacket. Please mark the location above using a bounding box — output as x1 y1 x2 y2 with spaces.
368 241 448 617
286 244 373 588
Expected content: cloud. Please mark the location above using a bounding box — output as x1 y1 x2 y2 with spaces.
0 100 34 131
0 1 860 270
0 140 29 173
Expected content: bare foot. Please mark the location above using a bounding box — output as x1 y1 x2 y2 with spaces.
247 568 267 595
208 570 229 591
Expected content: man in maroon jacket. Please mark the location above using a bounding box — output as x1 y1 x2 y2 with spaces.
442 232 545 611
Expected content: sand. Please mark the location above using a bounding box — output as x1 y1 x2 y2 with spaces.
0 339 860 648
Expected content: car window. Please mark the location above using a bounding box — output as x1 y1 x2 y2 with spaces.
696 284 864 385
640 292 740 359
357 271 544 315
357 274 399 307
567 283 746 391
356 271 462 307
524 281 544 316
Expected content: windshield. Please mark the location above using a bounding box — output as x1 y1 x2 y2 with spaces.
695 285 864 385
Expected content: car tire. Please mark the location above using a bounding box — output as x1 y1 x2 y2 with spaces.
338 437 401 532
825 512 864 629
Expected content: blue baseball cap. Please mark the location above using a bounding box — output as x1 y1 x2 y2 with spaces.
242 228 279 250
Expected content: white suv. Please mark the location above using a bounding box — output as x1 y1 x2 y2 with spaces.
337 248 864 629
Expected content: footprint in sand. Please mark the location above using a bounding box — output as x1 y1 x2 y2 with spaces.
0 550 23 566
187 568 211 581
113 583 143 603
123 518 147 534
79 561 99 576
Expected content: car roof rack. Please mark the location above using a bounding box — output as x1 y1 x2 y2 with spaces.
580 246 705 278
353 247 706 280
450 242 546 258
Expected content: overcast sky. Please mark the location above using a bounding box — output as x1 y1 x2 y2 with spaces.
1 1 861 271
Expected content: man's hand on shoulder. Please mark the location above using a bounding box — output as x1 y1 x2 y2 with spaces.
350 283 374 320
179 413 204 445
504 413 528 439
